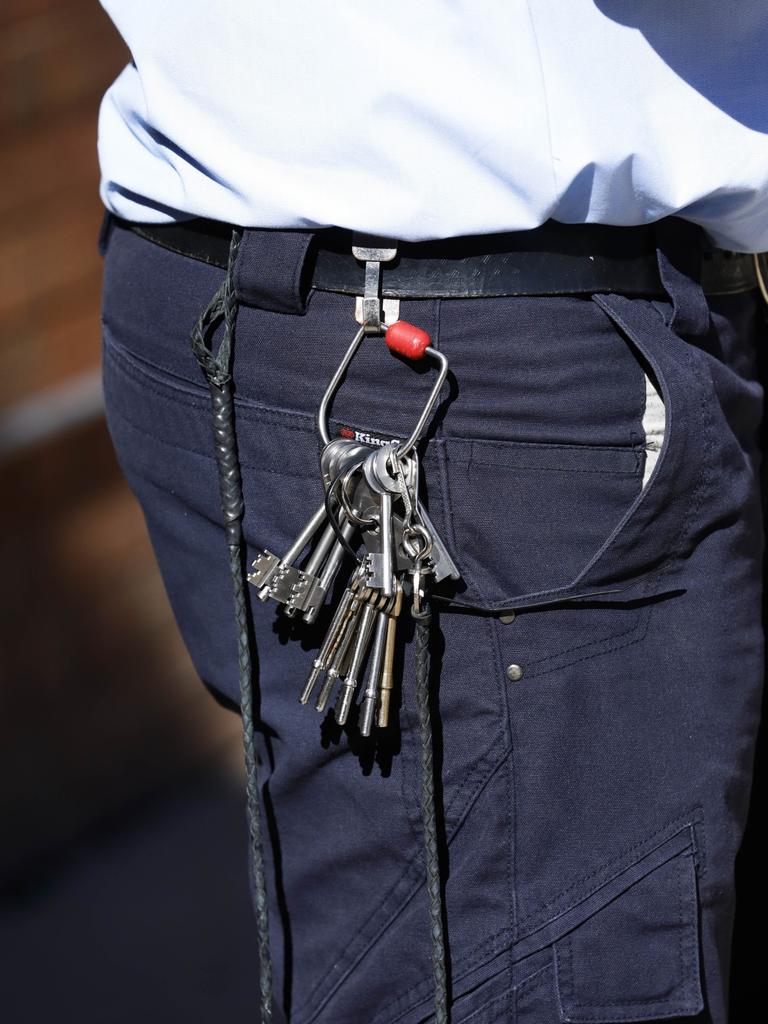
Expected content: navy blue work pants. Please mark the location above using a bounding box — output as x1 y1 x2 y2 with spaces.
101 220 764 1024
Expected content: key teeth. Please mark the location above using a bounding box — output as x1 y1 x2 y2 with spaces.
248 551 282 598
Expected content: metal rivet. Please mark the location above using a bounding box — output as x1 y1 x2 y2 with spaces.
499 611 516 624
506 663 524 682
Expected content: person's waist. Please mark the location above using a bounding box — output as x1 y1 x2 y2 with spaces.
113 215 763 299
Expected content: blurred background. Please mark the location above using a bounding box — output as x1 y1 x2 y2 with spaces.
0 4 260 1021
0 3 764 1022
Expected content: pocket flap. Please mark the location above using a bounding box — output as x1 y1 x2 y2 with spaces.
554 848 704 1022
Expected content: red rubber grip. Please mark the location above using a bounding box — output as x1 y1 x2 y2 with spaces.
385 321 431 360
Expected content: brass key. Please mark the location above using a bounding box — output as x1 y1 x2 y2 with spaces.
377 582 403 728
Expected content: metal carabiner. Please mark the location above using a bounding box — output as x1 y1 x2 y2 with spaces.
317 320 449 459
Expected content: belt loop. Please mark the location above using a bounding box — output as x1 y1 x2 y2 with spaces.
234 228 316 314
653 217 710 338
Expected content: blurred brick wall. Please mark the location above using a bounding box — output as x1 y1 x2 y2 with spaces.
0 0 128 406
0 1 242 877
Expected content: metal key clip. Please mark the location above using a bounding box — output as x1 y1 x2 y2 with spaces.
352 234 400 333
317 320 448 459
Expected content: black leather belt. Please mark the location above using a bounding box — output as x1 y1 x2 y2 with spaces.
116 215 762 299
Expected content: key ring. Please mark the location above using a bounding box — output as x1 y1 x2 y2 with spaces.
317 321 449 459
402 522 433 563
338 464 378 529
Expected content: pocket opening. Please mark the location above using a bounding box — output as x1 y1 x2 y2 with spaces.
641 364 666 490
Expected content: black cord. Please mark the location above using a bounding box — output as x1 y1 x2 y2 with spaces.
413 599 449 1024
323 472 362 561
191 229 274 1022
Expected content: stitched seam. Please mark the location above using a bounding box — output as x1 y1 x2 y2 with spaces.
560 858 688 1010
378 817 697 1024
440 616 508 825
105 400 324 484
457 984 512 1024
372 755 513 1024
491 623 520 951
684 850 702 1001
465 458 640 476
439 443 490 605
106 343 318 434
522 603 652 679
399 627 497 837
523 599 647 668
563 1004 696 1021
458 438 644 456
488 618 518 944
515 960 554 1005
295 851 432 1022
105 331 320 428
692 815 708 880
306 754 513 1024
398 621 508 836
596 296 711 574
516 815 694 929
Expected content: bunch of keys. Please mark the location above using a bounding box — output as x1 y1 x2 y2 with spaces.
248 243 459 734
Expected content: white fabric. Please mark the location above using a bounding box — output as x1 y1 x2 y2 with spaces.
642 371 666 489
98 1 768 251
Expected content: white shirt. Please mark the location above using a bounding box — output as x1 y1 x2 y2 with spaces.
98 1 768 251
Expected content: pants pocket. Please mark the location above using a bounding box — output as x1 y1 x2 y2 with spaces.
430 293 719 625
553 844 703 1022
436 436 645 608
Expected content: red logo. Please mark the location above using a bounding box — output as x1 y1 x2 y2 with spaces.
339 427 355 439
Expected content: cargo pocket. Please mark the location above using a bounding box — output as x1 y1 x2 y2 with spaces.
553 845 704 1022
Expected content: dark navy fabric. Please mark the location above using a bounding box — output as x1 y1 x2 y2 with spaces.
235 228 316 314
100 220 764 1024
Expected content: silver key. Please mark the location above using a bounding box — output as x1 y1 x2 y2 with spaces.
362 450 395 597
315 584 371 712
284 512 352 618
359 604 389 736
334 593 383 725
414 502 460 583
302 518 357 624
248 500 328 599
362 445 459 584
299 572 362 704
320 438 370 492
